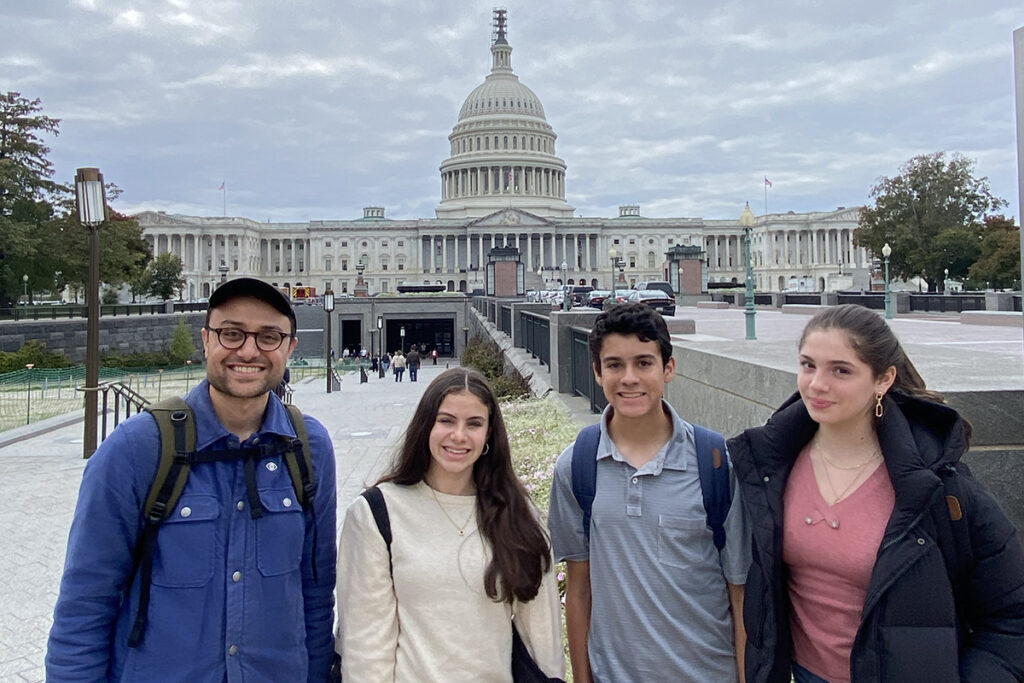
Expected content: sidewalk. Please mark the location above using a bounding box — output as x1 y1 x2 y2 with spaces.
0 363 448 682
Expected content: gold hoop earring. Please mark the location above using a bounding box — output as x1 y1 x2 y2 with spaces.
482 443 490 455
875 392 884 418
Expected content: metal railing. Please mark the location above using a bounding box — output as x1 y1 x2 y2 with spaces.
0 301 207 321
520 312 550 367
97 381 150 442
570 327 606 413
500 306 512 335
909 294 986 313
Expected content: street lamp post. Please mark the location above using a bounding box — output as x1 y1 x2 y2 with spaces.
944 267 950 294
323 287 335 393
739 202 757 340
400 325 406 353
22 274 28 305
561 259 569 311
76 167 106 458
607 248 618 309
882 243 893 319
219 260 229 284
377 316 385 378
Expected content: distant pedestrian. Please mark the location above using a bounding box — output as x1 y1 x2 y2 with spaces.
382 354 391 373
342 347 350 359
406 349 421 382
370 356 379 373
392 351 406 382
431 348 439 365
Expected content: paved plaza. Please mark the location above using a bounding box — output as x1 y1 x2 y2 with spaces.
0 305 1020 681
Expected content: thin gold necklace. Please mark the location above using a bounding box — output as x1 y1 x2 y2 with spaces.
428 485 475 536
815 445 880 505
815 437 882 471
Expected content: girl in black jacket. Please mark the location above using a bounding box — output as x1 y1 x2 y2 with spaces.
729 304 1024 682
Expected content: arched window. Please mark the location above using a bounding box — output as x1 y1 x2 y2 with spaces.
512 137 517 149
503 136 508 149
648 251 656 268
476 137 481 150
485 137 489 150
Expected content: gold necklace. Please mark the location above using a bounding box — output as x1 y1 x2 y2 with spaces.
815 437 882 471
428 485 475 536
815 444 881 505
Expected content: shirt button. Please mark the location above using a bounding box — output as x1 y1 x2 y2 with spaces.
236 500 245 511
228 645 238 656
180 507 192 518
917 538 926 545
282 497 293 508
805 517 813 525
232 571 242 582
763 476 770 483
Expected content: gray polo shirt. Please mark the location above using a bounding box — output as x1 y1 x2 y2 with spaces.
548 402 751 682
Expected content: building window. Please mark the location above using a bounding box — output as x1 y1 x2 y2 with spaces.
613 239 620 245
629 256 636 268
398 263 404 270
325 241 331 248
341 241 348 247
341 281 348 293
325 258 332 271
380 280 390 293
342 260 348 271
361 241 368 247
668 238 675 245
647 252 656 268
397 240 404 247
629 238 636 245
381 259 388 271
382 240 388 248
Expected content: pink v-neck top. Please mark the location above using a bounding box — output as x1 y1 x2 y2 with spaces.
782 444 895 683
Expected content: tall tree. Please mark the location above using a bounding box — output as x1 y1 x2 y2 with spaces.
967 215 1021 290
0 92 65 306
147 252 185 300
854 152 1007 291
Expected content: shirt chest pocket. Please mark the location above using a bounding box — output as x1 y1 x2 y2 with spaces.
657 514 714 570
256 487 305 576
152 494 220 588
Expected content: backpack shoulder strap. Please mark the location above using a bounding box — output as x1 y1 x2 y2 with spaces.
361 485 393 577
282 403 316 510
142 396 196 525
129 396 196 648
570 423 602 543
693 424 730 553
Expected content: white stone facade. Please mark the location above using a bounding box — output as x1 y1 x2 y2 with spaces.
137 11 868 300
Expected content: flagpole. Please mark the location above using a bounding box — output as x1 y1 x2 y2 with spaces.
222 178 226 217
764 180 768 216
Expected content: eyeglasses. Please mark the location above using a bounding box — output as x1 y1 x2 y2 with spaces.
206 326 292 352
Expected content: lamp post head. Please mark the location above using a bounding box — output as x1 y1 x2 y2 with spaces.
75 167 107 228
608 247 617 259
23 274 28 283
561 260 567 271
356 261 365 275
377 315 383 330
739 202 756 229
882 243 892 258
323 287 335 313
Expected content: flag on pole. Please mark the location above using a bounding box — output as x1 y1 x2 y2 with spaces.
219 181 225 191
764 177 772 188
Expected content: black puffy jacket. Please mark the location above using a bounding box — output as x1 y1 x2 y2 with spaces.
728 392 1024 682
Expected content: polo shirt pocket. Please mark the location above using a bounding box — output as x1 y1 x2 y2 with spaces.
256 487 305 576
152 494 220 588
657 515 711 569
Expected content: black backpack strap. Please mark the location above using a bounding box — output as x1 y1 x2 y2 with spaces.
130 397 196 648
282 403 319 582
361 486 393 577
693 425 731 553
570 424 602 544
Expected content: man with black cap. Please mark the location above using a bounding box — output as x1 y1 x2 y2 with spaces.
47 278 337 682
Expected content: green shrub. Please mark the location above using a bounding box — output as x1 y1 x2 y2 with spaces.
169 318 197 364
490 370 531 399
0 339 72 372
461 335 504 379
103 350 173 368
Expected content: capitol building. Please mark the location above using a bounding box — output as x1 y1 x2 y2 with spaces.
137 10 869 302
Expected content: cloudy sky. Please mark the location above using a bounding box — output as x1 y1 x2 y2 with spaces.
4 1 1022 223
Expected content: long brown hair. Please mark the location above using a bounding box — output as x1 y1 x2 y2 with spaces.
799 305 972 438
379 367 551 603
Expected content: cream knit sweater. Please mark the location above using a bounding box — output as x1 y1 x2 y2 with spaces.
336 481 565 682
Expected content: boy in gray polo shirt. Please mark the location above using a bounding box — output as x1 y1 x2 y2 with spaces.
548 303 750 682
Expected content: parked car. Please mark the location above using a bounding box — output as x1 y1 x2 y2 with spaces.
611 289 635 305
626 289 676 316
635 280 675 298
565 285 594 306
585 290 611 308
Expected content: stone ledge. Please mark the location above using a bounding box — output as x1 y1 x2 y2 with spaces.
667 318 696 334
696 301 729 309
781 304 826 315
961 311 1023 327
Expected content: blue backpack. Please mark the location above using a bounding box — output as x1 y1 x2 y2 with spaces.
570 422 731 551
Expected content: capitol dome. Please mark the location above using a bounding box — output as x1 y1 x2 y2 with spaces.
436 10 573 219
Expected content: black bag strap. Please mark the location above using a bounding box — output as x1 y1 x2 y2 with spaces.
361 486 393 577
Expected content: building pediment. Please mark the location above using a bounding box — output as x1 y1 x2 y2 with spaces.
465 208 554 229
134 210 193 226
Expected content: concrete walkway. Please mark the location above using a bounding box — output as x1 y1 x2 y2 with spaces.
0 362 451 682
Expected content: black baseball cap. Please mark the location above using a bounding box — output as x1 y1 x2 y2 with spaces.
207 278 296 334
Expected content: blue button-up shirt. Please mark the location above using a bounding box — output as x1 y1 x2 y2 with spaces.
46 381 337 682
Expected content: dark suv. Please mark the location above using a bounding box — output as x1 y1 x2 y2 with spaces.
566 285 594 306
635 281 674 298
